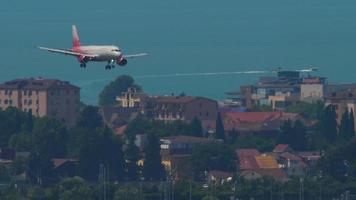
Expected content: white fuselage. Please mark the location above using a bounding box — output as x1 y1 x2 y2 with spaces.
73 45 122 62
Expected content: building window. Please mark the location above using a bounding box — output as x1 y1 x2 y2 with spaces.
29 109 32 114
5 90 8 95
0 99 1 104
28 90 32 96
24 99 27 105
36 100 39 105
9 100 13 105
24 90 27 95
4 99 8 104
28 100 32 105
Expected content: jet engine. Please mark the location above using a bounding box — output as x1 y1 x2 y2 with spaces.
117 58 128 66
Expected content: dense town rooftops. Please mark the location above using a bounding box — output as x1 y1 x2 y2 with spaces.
223 112 299 123
161 135 212 143
0 77 79 90
150 96 214 104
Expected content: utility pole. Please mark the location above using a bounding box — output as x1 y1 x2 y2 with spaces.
189 179 192 200
299 178 304 200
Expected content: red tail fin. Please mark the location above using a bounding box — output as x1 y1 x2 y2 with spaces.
72 25 80 47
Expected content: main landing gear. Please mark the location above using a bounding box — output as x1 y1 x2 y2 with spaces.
80 62 86 68
105 60 116 70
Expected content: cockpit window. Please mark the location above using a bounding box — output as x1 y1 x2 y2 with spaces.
112 49 121 52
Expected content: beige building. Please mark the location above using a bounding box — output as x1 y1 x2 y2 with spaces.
325 89 356 131
0 78 80 127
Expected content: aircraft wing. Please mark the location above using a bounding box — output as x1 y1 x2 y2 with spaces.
124 53 148 59
37 46 97 58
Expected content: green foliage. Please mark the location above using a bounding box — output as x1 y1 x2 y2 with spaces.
318 139 356 181
285 101 324 119
320 105 338 143
0 107 34 147
32 117 68 158
215 112 225 140
78 127 125 181
143 133 165 181
350 109 355 138
76 105 103 129
250 104 273 112
125 138 141 181
99 75 141 106
278 120 308 151
9 131 33 151
190 143 236 179
339 109 352 139
233 135 277 152
49 177 95 200
189 117 204 137
124 115 203 138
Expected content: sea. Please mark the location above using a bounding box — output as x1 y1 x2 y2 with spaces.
1 0 356 105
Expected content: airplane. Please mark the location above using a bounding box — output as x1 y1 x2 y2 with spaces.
38 25 147 70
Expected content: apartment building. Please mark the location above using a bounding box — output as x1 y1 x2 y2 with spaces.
0 77 80 127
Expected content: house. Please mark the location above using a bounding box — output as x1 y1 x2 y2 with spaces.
52 159 78 178
277 152 307 177
160 135 217 179
208 170 233 184
147 96 218 132
236 148 287 181
273 144 293 154
222 111 302 137
297 151 322 174
160 135 213 156
224 71 326 110
325 88 356 131
0 78 80 127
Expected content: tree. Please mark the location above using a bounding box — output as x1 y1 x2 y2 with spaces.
189 117 203 137
125 137 141 181
349 109 355 138
278 120 293 144
190 143 236 179
76 105 103 129
0 107 31 147
78 127 125 181
99 75 141 106
291 120 308 151
143 133 165 181
339 109 350 139
320 105 337 143
32 118 68 158
215 112 225 140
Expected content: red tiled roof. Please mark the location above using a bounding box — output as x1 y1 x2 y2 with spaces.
153 96 197 104
236 149 260 158
255 155 279 169
222 112 300 132
52 159 77 169
280 152 302 161
273 144 290 153
0 78 79 90
239 156 259 170
114 125 128 136
297 151 321 160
